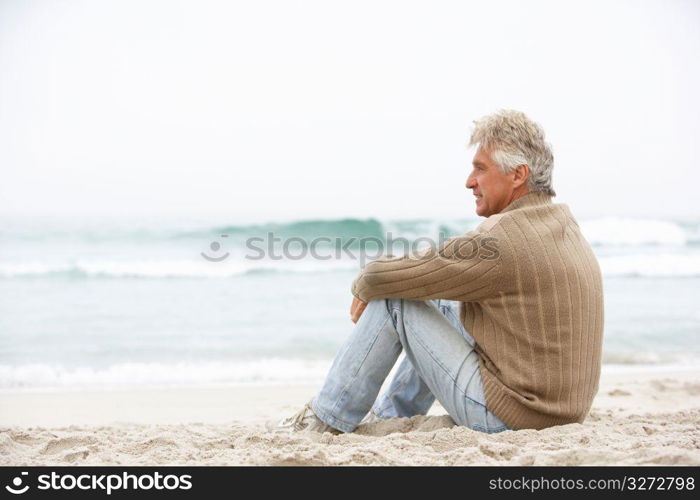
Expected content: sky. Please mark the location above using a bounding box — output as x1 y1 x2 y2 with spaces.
1 0 699 222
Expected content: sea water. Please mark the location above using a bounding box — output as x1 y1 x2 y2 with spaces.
1 214 699 392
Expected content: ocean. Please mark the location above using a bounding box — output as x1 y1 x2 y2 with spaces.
1 214 699 392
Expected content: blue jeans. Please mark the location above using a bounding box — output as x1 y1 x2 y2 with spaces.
311 298 511 433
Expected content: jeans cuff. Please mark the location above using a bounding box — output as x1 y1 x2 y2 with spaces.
311 399 357 433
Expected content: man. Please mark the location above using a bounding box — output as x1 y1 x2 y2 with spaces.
268 109 604 433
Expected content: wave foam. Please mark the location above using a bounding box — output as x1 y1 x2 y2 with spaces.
0 359 332 392
2 252 700 278
580 217 688 246
598 253 700 277
0 259 360 279
2 352 697 392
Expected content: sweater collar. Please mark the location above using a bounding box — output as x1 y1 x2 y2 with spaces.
499 192 553 214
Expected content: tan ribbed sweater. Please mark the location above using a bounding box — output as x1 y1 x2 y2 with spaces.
351 192 604 430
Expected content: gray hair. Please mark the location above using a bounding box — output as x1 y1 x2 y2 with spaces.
468 109 556 197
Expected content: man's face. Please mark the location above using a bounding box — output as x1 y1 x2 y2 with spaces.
466 146 520 217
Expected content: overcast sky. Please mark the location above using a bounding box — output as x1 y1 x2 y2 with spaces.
1 0 699 222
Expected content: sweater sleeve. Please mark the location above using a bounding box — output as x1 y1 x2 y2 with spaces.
351 222 503 303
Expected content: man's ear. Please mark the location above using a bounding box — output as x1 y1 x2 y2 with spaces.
513 164 530 188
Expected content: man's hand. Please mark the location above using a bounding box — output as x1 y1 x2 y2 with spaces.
350 297 368 323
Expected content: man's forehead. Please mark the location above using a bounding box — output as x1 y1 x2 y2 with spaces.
472 147 491 165
472 156 489 166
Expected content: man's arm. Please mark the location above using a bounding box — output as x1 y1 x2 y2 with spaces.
351 227 502 304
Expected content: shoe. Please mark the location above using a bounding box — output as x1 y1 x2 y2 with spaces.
359 409 383 425
265 401 340 434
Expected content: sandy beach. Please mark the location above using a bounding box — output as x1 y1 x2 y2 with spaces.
1 366 698 466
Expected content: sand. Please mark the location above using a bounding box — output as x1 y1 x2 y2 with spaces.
1 367 699 466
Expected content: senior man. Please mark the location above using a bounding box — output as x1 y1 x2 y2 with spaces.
269 109 604 433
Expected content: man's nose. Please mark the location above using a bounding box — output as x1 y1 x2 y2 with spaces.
466 174 476 190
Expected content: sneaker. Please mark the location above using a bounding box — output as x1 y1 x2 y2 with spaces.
265 401 340 434
359 409 383 425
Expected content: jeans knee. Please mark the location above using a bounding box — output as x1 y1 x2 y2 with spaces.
393 298 437 316
367 298 398 315
365 298 390 313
